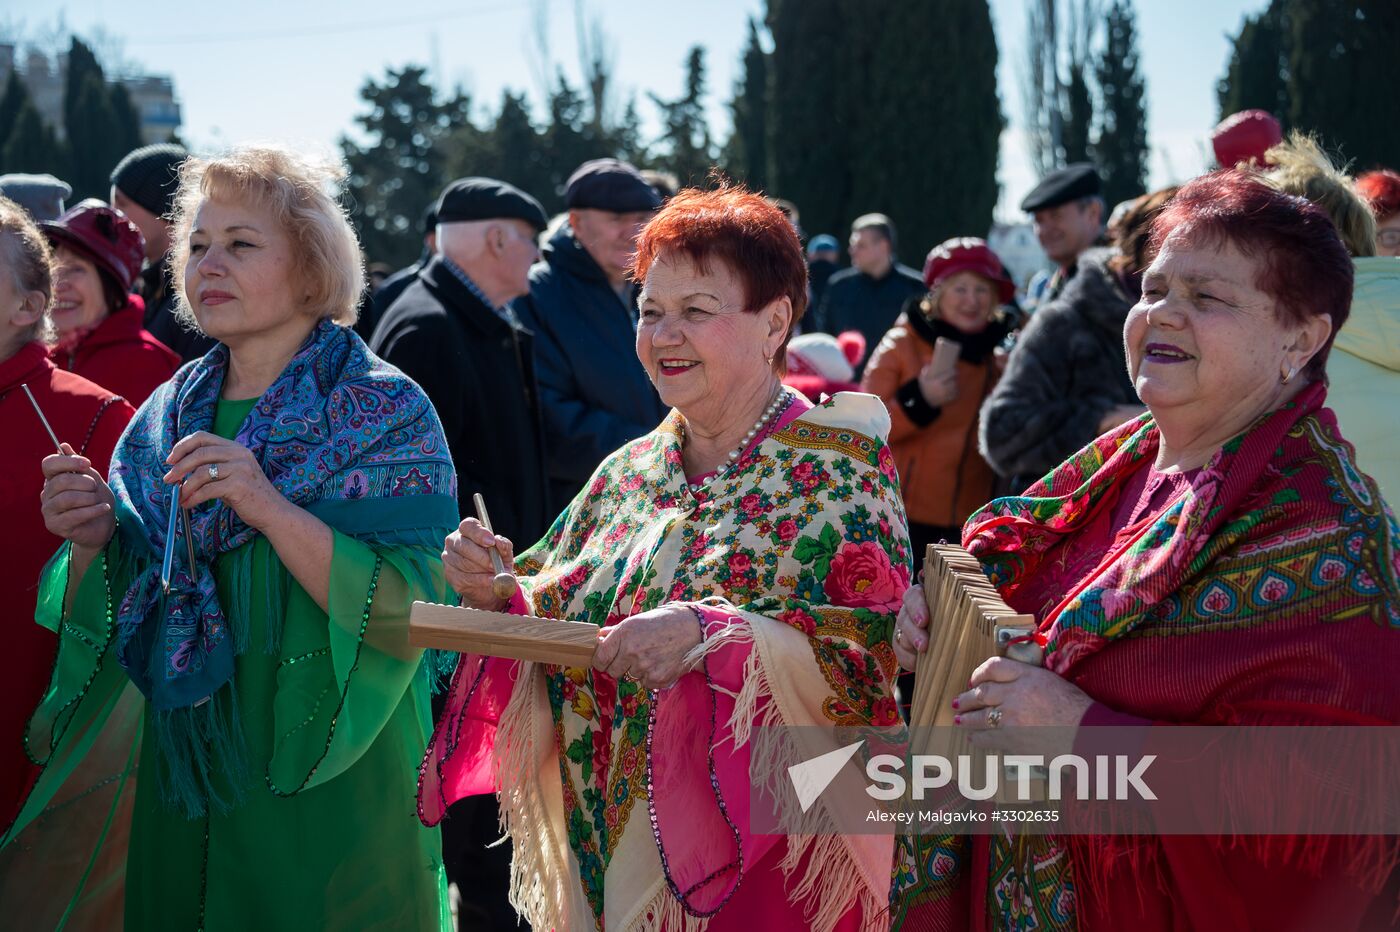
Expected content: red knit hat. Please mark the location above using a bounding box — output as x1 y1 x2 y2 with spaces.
1211 110 1283 169
922 237 1015 304
41 199 146 293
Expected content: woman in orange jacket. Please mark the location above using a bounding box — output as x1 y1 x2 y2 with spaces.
861 237 1019 559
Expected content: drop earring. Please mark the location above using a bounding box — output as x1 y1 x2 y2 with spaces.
1281 364 1297 384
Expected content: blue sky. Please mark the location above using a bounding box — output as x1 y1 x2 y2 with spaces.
15 0 1268 219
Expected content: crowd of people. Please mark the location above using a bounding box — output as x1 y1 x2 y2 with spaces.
0 101 1395 932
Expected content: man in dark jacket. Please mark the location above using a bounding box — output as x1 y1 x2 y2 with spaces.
514 158 667 514
978 247 1144 490
813 213 924 371
110 143 215 362
370 178 550 544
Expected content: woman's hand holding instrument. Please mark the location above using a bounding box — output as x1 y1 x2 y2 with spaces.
443 514 517 611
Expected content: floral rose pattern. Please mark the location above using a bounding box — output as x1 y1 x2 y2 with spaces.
512 397 911 924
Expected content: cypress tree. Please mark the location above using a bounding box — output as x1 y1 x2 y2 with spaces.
0 70 26 157
1216 2 1289 122
60 37 142 201
1062 64 1094 164
721 17 770 191
1094 0 1149 206
109 82 145 157
766 0 851 242
1 101 66 176
846 0 1001 259
1288 0 1400 170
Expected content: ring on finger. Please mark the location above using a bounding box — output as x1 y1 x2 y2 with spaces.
207 463 220 481
986 707 1003 729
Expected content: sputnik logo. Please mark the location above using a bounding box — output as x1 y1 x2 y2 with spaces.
788 740 866 812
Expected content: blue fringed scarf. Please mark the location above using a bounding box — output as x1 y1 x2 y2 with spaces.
108 320 457 812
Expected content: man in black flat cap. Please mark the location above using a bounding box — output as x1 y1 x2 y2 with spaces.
514 157 667 514
1020 162 1105 311
370 177 550 543
110 143 215 362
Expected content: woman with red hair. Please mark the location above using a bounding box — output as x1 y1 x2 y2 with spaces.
421 185 909 929
891 170 1399 930
1357 168 1400 257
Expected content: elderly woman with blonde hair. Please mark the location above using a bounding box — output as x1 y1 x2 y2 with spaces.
11 146 459 930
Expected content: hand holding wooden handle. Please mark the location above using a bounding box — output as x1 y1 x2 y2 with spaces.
472 493 519 602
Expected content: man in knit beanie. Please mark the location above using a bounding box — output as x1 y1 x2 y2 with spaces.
110 143 214 362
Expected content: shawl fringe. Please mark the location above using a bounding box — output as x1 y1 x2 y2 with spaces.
150 681 248 818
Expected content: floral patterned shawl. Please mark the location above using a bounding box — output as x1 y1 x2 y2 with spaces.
420 392 912 931
890 382 1400 930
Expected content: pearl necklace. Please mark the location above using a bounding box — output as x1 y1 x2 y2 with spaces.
684 385 790 494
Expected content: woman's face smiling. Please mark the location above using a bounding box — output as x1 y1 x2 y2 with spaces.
636 251 788 427
1125 229 1330 430
936 270 997 334
51 245 110 336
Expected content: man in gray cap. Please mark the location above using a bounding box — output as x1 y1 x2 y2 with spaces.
0 173 71 221
110 143 214 361
514 157 666 514
1020 162 1105 310
371 177 551 541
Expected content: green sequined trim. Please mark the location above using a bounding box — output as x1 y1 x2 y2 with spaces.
265 554 382 797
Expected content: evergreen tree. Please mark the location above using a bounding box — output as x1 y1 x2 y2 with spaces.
61 37 143 201
721 17 770 190
341 65 472 267
1 101 66 177
766 0 851 242
648 47 714 186
1216 2 1288 123
1094 0 1149 205
1062 64 1094 164
109 82 144 157
1288 0 1400 170
0 70 26 157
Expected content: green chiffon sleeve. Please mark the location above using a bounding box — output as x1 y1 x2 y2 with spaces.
19 539 135 816
266 530 444 795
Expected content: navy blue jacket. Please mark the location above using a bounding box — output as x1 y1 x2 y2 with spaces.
513 225 668 514
813 262 926 373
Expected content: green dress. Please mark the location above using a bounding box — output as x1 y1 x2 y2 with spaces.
12 397 452 931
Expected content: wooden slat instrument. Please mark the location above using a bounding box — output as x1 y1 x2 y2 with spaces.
908 544 1045 802
408 601 599 667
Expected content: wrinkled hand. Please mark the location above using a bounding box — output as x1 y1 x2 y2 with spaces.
593 604 704 691
954 656 1094 755
442 517 515 610
893 584 931 672
917 363 959 407
1097 404 1148 435
163 432 289 531
41 442 116 553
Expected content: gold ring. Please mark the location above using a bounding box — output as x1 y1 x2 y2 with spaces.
986 707 1003 729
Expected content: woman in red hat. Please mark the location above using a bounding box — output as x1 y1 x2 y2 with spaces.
861 237 1021 559
42 199 179 404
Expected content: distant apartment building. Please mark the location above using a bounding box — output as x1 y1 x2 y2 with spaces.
0 42 182 145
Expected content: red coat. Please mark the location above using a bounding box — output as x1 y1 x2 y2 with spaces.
51 296 181 407
0 341 134 826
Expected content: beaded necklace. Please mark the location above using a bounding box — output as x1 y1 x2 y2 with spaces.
681 383 791 495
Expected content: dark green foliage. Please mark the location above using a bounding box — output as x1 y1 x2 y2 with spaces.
766 0 850 243
1217 1 1400 171
648 47 714 187
1 100 65 176
767 0 1001 260
341 65 473 268
1287 0 1400 170
60 37 144 201
1062 64 1094 164
721 17 770 190
0 70 26 157
1094 0 1149 205
1216 2 1289 122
